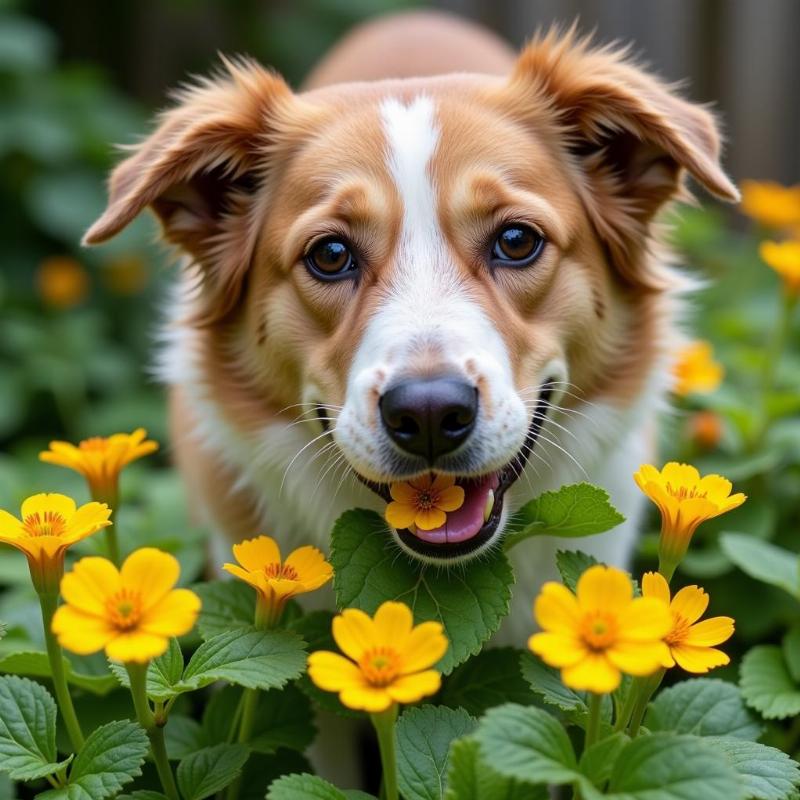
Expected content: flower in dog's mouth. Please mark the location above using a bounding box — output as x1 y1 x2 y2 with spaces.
385 474 465 532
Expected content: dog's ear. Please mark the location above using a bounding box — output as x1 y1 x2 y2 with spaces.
84 56 296 323
510 27 738 288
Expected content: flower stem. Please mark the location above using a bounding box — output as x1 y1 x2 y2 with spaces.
38 592 84 751
127 663 179 800
371 705 399 800
584 693 603 750
104 506 120 566
225 688 259 800
628 669 665 738
657 557 678 584
613 683 638 733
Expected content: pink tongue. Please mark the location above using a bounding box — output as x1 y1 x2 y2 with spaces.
411 474 500 545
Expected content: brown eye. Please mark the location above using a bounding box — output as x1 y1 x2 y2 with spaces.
306 237 357 280
492 224 545 266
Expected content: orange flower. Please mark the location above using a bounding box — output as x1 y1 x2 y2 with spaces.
687 411 723 450
759 240 800 296
385 474 465 531
36 256 90 309
740 181 800 229
672 341 723 397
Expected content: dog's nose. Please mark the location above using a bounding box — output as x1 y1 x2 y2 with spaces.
380 377 478 463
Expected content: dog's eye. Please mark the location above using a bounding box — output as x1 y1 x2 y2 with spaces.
305 237 357 280
492 224 545 266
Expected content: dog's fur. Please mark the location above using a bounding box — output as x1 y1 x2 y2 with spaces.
85 12 737 642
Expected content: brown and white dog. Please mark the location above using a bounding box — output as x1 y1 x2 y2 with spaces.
85 12 737 641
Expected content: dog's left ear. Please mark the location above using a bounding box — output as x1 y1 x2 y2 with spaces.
510 28 739 287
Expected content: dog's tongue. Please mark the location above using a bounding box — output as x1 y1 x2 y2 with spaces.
411 473 500 545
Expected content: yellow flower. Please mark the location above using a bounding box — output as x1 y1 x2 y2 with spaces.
634 462 746 576
385 474 465 531
40 428 158 502
223 535 333 626
529 565 671 694
740 181 800 229
672 341 724 397
642 572 734 673
307 601 447 713
36 256 90 309
759 240 800 296
0 494 111 592
52 548 200 663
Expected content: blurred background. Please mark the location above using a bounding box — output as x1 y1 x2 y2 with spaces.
0 0 798 704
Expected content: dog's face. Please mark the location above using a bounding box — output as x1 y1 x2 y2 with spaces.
87 32 737 562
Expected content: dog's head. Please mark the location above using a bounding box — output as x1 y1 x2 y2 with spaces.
86 30 737 562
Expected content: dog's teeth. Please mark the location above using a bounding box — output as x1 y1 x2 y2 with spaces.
483 489 495 522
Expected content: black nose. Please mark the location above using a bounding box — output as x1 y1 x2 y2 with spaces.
380 377 478 463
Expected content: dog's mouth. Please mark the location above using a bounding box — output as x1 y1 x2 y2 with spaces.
324 382 553 561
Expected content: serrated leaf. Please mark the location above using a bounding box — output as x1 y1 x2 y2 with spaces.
396 705 476 800
38 720 149 800
444 738 544 800
705 737 800 800
164 715 206 760
109 639 184 700
555 550 600 592
0 675 70 781
438 648 535 716
331 509 513 674
740 646 800 720
0 650 117 695
474 703 580 787
180 627 306 691
267 773 377 799
193 580 256 640
579 732 629 788
176 743 249 800
646 679 761 740
783 624 800 683
504 483 625 549
720 534 799 598
249 685 316 754
581 733 742 800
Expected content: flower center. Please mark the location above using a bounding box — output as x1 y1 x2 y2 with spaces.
358 646 402 687
106 589 143 630
581 611 618 650
665 612 691 646
263 562 299 581
22 511 68 538
415 491 437 511
665 482 708 501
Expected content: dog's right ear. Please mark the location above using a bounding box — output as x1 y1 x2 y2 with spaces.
84 57 298 323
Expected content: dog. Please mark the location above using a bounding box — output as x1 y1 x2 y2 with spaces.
84 11 737 644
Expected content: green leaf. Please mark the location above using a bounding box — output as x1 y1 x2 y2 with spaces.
579 732 629 788
519 652 611 726
39 720 149 800
180 627 306 691
176 744 250 800
438 648 535 716
556 550 600 592
444 738 545 800
719 534 799 598
164 715 206 760
396 705 476 800
782 623 800 683
109 638 184 700
474 703 580 787
249 686 316 755
0 675 70 781
0 621 6 641
704 737 800 800
331 509 513 674
0 651 117 695
646 679 761 740
267 773 377 799
582 733 742 800
193 581 256 640
740 646 800 720
117 793 169 800
504 483 625 549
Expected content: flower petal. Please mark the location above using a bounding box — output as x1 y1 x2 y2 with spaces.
339 684 393 713
607 640 672 675
390 483 418 504
121 548 180 610
670 644 730 673
307 651 362 691
415 508 446 531
528 632 586 668
400 622 448 673
387 670 441 704
0 510 23 542
618 597 672 640
106 632 169 663
561 653 621 693
430 473 456 493
373 602 413 649
385 502 418 531
51 605 115 655
284 546 333 589
139 589 201 637
63 502 112 544
20 493 77 522
534 582 580 634
232 536 281 571
332 608 376 661
641 572 671 605
222 563 267 595
670 585 709 625
436 485 465 513
576 565 632 613
683 616 734 647
61 557 121 615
